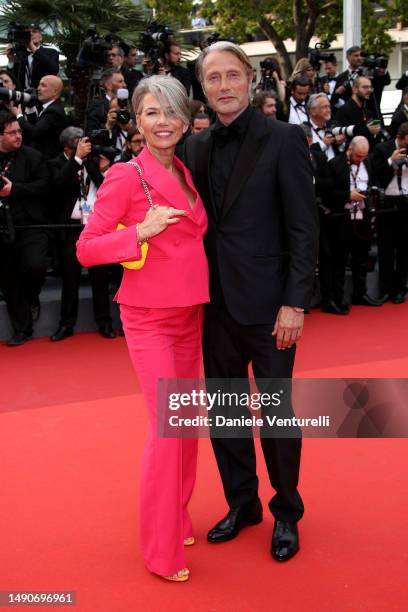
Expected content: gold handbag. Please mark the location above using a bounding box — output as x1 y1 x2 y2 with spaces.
116 161 155 270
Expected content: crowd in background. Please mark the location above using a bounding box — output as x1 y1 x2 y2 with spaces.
1 28 408 345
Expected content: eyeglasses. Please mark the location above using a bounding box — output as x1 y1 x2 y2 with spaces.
3 129 22 136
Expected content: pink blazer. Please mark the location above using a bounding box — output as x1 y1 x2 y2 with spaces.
76 146 209 308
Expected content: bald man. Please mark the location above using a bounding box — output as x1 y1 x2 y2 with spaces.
12 75 67 159
326 135 382 311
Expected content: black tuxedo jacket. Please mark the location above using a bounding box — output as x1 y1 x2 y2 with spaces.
19 99 67 159
389 107 408 139
327 152 373 213
11 46 59 89
86 97 110 134
310 147 332 203
184 112 319 323
5 145 49 224
48 152 82 222
370 140 398 189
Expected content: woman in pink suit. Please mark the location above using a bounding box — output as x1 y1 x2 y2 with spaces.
77 76 209 582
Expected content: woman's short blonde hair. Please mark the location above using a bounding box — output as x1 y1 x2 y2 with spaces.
132 75 191 125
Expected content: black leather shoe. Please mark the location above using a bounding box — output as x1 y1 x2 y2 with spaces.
321 300 348 315
271 520 299 562
377 293 390 304
207 498 263 543
7 331 32 347
392 292 406 304
98 325 116 339
50 325 74 342
352 294 383 306
30 301 41 322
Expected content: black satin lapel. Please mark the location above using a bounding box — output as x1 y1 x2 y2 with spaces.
221 121 269 219
196 131 216 221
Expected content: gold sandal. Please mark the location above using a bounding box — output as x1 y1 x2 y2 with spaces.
184 537 195 546
163 568 190 582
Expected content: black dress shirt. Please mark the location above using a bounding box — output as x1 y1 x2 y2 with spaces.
210 105 254 211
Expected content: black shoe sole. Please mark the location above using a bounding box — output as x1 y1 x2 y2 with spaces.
271 545 300 562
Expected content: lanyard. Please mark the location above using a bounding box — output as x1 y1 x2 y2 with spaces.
291 100 307 122
350 163 361 189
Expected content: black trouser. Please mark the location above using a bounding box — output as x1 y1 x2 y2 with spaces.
203 301 304 523
328 217 371 304
377 208 408 296
0 228 48 334
318 215 334 305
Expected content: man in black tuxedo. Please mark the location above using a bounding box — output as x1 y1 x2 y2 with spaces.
0 111 49 346
306 92 345 160
48 127 118 340
327 136 382 311
7 27 59 90
184 42 318 562
85 69 127 133
389 87 408 139
12 75 67 159
371 122 408 304
334 76 383 150
160 40 191 96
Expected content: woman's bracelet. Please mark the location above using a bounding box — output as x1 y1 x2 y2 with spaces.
136 223 148 246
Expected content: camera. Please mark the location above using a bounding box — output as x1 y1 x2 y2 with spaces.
365 186 386 212
207 32 235 46
140 22 173 73
0 82 35 106
361 51 388 74
259 58 280 92
78 25 113 69
308 42 336 71
88 129 118 160
7 22 32 56
115 88 131 125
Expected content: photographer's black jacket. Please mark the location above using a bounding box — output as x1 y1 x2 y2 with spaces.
18 99 67 159
86 97 110 134
370 140 399 190
3 144 49 224
11 46 59 90
327 152 373 213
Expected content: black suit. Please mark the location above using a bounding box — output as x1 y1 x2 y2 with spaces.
396 73 408 90
85 96 110 133
121 66 142 97
11 46 59 89
48 153 116 329
334 98 376 147
0 145 49 334
327 153 373 304
18 99 67 159
371 139 408 296
389 106 408 139
185 110 318 521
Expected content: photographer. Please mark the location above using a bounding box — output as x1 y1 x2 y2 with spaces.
332 46 363 107
11 75 67 159
371 122 408 304
105 95 134 160
253 90 278 120
389 86 408 139
0 111 50 346
121 126 144 161
306 93 346 160
105 45 125 70
255 58 286 103
7 26 59 90
286 77 310 124
85 68 126 133
326 136 382 310
333 76 382 150
323 57 339 101
159 40 191 95
48 127 118 340
121 46 142 96
0 70 19 113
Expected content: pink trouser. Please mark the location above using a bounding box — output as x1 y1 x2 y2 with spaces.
120 303 202 576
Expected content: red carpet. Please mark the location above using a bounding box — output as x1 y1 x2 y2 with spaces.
1 303 408 611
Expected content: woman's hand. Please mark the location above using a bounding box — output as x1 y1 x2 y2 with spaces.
137 205 187 241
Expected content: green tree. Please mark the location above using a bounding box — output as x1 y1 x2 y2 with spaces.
145 0 194 30
0 0 147 121
200 0 408 79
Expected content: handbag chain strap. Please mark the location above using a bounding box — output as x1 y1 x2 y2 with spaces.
127 161 155 210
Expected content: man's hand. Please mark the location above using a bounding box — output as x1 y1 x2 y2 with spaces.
105 109 117 130
335 133 346 145
390 147 407 162
350 189 366 202
323 133 335 147
75 137 92 160
335 85 346 95
272 305 304 350
0 177 13 198
10 104 22 117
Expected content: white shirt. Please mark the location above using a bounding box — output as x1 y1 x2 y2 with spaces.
288 96 308 125
349 162 369 193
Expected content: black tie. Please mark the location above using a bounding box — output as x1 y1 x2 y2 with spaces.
212 123 241 147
